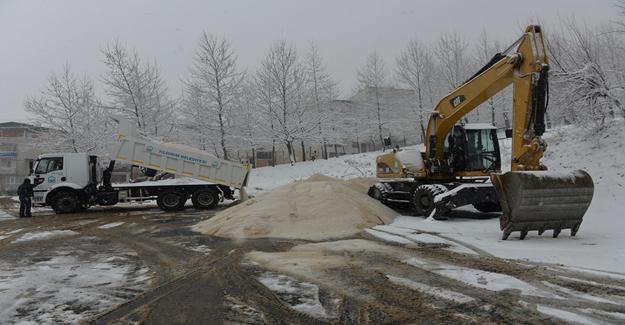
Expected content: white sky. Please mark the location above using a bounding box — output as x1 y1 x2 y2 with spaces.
0 0 619 122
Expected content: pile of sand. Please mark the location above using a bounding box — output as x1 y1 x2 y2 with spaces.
193 175 398 241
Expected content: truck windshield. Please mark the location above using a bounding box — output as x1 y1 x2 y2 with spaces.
34 157 64 174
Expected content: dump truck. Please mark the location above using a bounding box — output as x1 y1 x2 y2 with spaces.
30 118 250 213
368 25 594 240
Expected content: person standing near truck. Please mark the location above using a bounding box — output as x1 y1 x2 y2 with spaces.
17 178 37 218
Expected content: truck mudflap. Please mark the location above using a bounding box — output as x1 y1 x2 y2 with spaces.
491 170 594 240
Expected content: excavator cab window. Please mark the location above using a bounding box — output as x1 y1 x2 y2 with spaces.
377 162 392 174
463 128 501 171
444 126 500 172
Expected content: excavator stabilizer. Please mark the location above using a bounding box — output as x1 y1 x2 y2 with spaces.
491 170 594 240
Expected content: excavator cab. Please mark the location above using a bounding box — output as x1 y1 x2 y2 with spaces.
444 124 501 174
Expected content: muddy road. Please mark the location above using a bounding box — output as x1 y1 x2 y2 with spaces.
0 198 624 324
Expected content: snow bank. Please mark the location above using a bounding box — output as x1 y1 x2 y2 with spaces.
193 175 397 240
248 151 382 195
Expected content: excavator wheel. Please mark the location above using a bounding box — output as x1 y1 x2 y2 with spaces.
412 185 449 220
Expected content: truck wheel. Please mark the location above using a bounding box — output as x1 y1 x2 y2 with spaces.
192 189 219 209
412 185 448 219
473 202 502 213
51 191 80 214
157 190 187 211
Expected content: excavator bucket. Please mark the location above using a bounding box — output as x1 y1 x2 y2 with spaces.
491 170 594 240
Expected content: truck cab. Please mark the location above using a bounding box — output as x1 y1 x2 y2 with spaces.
30 153 95 208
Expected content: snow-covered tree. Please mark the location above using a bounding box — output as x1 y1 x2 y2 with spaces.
396 38 435 142
183 33 245 159
304 43 339 159
179 85 220 154
472 29 510 126
357 51 388 150
231 78 264 166
548 20 625 129
101 40 176 138
257 39 308 165
434 31 473 122
25 64 111 154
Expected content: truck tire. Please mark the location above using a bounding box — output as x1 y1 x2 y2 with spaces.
191 189 219 209
157 190 187 211
51 191 80 214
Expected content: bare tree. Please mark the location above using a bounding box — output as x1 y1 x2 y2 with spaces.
357 51 388 150
435 31 470 90
473 29 504 126
25 64 110 154
231 78 264 167
305 43 339 159
435 31 473 122
257 39 307 165
254 69 278 166
184 33 245 160
396 38 434 142
101 40 175 138
180 85 219 154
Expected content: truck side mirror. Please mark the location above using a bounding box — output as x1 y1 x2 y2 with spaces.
505 129 513 138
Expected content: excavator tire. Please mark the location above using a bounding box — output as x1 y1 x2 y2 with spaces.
412 185 449 219
491 170 594 240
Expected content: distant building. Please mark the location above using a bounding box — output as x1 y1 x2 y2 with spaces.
0 122 44 194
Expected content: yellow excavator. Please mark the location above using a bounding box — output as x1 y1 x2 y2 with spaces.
368 26 594 240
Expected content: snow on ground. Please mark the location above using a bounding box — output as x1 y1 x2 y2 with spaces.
404 257 557 298
98 222 125 229
257 272 334 319
364 229 412 245
536 305 601 325
0 210 15 219
12 230 78 243
0 247 150 324
386 275 475 304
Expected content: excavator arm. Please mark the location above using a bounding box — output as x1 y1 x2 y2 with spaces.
425 25 549 174
424 25 594 240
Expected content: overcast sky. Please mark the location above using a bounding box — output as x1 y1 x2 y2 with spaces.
0 0 619 122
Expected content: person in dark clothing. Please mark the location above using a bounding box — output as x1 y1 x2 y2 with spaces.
17 178 37 218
